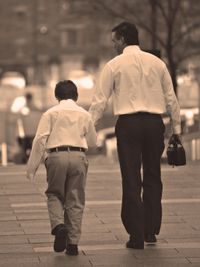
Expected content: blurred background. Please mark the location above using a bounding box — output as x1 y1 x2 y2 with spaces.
0 0 200 164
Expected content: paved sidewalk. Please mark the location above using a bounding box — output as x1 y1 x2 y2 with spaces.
0 156 200 266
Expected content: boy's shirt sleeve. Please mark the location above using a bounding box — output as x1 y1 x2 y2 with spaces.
26 113 51 177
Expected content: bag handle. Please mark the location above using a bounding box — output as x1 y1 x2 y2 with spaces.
168 134 182 146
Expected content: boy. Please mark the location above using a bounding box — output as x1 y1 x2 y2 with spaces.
26 80 97 255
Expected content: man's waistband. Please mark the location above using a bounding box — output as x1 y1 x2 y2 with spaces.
119 112 161 118
48 146 86 153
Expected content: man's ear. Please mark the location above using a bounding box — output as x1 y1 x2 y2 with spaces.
120 36 126 45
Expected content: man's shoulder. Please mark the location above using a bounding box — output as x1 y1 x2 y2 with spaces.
141 50 165 65
105 54 124 71
108 54 123 64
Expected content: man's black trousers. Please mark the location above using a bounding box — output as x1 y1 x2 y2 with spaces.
115 112 165 241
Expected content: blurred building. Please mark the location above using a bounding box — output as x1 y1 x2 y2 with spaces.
0 0 113 87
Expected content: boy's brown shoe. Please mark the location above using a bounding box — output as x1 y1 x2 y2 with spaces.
52 224 67 252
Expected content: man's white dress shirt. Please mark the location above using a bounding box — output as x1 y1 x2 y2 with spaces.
27 99 97 177
89 45 181 134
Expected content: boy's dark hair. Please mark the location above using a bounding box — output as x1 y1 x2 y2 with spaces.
55 80 78 101
112 22 139 45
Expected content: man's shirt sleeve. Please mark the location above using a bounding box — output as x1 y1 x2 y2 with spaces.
26 113 51 176
162 65 181 134
89 64 113 125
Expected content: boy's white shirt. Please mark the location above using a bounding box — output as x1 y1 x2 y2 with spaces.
26 99 97 179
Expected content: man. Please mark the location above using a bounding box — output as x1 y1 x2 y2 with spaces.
27 80 97 255
89 22 181 249
17 93 41 163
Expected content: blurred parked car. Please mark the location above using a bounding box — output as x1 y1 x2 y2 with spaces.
0 71 26 89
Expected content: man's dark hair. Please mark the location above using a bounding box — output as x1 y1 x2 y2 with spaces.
55 80 78 101
112 22 139 45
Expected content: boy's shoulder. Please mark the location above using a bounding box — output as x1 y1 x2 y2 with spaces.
44 102 91 118
44 104 59 115
75 104 92 118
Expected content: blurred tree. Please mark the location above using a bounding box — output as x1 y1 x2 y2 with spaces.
85 0 200 93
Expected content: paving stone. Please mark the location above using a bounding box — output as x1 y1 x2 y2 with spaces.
0 210 14 215
0 258 40 267
163 203 200 215
97 216 122 224
131 247 185 259
103 223 125 231
88 206 121 213
162 215 185 223
187 257 200 263
32 243 54 249
0 214 17 221
81 232 118 242
0 243 34 253
0 229 24 236
16 213 49 220
82 225 111 233
0 221 20 229
82 217 104 225
160 223 197 237
80 239 121 246
19 220 50 228
134 258 190 266
0 196 10 203
4 188 39 195
165 237 200 244
14 209 48 213
3 184 35 190
23 227 50 234
94 211 120 217
38 253 91 265
9 194 45 203
0 235 28 244
0 203 12 208
88 253 137 266
84 246 138 256
176 248 200 257
27 234 53 244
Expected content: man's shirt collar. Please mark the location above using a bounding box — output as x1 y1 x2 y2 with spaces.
59 99 76 105
123 45 140 54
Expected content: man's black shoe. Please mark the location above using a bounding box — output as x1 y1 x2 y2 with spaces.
52 224 67 252
145 234 157 243
126 237 144 249
66 244 78 256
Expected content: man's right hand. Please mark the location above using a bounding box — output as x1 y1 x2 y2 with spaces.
169 134 182 144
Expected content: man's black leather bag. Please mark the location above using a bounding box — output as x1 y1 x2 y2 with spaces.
166 136 186 166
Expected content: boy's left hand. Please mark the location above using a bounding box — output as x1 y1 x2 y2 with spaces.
26 172 35 182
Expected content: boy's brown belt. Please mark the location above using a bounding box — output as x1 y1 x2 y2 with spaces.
49 146 86 153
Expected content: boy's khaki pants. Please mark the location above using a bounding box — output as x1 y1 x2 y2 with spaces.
45 150 88 245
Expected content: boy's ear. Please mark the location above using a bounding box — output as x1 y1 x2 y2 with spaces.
74 92 78 101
